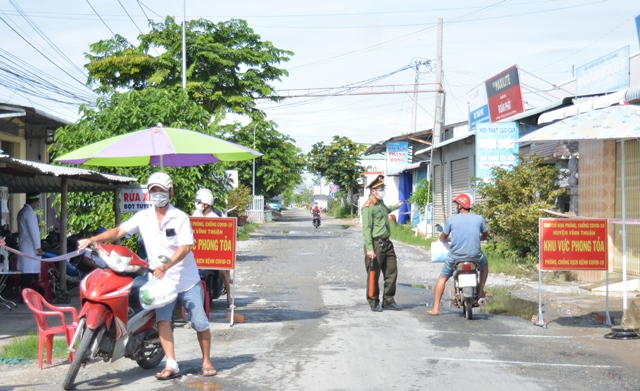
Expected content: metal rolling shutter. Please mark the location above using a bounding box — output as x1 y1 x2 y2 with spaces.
451 158 469 199
433 162 448 230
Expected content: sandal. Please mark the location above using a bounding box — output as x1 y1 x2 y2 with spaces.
202 367 218 377
426 310 439 316
155 367 181 380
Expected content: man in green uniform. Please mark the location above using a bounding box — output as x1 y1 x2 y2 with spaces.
362 175 403 312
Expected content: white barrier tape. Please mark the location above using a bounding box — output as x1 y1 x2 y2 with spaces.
0 237 89 263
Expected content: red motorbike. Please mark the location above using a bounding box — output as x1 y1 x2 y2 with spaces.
63 243 165 390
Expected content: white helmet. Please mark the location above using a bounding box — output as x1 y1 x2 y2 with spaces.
147 172 173 191
195 188 214 206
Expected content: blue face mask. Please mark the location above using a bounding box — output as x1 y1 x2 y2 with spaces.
150 192 170 208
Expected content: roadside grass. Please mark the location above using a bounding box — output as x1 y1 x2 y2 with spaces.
0 333 68 360
238 222 259 241
390 223 435 251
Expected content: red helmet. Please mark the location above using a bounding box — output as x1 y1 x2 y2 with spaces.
453 193 473 209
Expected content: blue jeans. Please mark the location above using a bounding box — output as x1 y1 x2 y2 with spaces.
441 252 487 279
156 281 209 332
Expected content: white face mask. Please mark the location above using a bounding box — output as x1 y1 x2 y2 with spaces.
150 192 170 208
195 202 205 212
376 190 385 200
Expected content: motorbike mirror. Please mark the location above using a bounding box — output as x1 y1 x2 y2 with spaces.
158 255 172 264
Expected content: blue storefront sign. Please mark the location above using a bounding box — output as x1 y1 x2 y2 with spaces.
386 141 409 173
476 122 519 181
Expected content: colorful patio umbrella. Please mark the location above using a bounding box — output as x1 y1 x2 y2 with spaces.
55 124 262 167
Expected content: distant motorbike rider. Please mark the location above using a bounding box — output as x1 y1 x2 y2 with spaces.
428 193 489 316
311 202 321 220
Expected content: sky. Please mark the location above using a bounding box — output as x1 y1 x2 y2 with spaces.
0 0 639 154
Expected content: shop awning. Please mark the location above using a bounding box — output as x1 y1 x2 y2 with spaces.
0 155 137 193
538 90 628 125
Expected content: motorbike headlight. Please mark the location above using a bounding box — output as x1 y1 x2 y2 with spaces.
100 249 142 273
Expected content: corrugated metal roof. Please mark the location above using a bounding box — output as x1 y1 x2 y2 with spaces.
538 91 628 124
0 156 137 193
625 85 640 103
498 97 574 123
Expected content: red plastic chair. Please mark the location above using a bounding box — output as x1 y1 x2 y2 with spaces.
35 262 54 303
21 288 78 369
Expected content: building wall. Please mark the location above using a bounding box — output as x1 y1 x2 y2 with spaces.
614 140 640 277
576 139 616 281
431 140 476 232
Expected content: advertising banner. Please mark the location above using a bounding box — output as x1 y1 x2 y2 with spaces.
539 218 608 271
575 46 630 96
190 217 237 270
386 141 409 173
485 65 524 122
120 186 152 213
636 15 640 49
475 122 519 181
467 83 490 132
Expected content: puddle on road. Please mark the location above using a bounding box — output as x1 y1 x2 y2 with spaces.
185 380 223 390
479 288 539 320
401 284 538 320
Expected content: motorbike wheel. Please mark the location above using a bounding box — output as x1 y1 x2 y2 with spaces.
464 297 473 320
63 326 99 390
205 271 223 301
136 331 165 369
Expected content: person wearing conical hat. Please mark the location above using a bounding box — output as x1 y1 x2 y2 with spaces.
361 175 403 312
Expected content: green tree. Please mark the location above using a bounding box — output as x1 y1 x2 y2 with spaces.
408 178 432 213
50 88 228 232
306 136 366 216
218 121 305 200
291 187 313 208
472 154 566 266
85 17 293 117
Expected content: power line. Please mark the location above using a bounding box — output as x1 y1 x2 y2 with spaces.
85 0 116 37
8 0 87 80
118 0 144 35
0 14 90 88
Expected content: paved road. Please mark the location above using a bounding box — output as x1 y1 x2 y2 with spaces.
2 208 640 391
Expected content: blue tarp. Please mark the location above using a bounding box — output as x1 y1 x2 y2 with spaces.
398 172 412 225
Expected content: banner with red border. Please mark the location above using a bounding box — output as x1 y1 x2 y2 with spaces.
539 218 608 271
190 217 236 270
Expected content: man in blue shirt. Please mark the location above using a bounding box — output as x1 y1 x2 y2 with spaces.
428 193 489 315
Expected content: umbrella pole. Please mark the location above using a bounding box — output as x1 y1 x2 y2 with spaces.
621 140 628 310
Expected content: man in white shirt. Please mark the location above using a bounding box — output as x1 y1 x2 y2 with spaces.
17 192 43 291
79 173 216 379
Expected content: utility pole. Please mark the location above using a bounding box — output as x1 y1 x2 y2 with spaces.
411 62 420 133
433 18 444 145
428 17 444 236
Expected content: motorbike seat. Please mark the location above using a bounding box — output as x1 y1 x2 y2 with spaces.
452 258 481 272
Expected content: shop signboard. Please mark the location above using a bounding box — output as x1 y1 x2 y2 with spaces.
485 65 524 122
120 185 152 213
467 83 490 132
386 141 409 173
575 46 629 96
475 122 519 181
